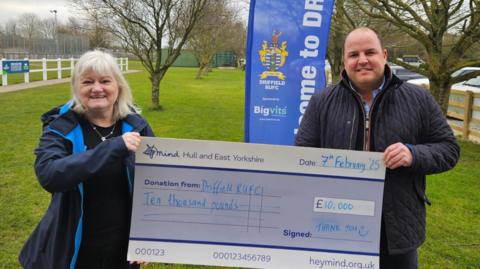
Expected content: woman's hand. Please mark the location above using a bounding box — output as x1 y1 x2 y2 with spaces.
122 132 141 152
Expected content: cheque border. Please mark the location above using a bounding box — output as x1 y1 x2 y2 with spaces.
128 238 379 256
133 163 382 257
135 163 384 183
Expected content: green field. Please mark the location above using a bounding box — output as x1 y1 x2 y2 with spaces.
0 65 478 268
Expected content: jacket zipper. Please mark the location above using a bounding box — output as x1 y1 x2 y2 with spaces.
351 91 382 151
364 96 381 151
364 115 370 151
344 73 394 151
349 108 357 150
350 93 369 151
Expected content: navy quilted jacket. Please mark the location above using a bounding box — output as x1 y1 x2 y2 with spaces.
19 103 154 269
295 65 460 254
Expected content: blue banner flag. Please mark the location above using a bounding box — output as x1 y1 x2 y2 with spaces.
245 0 335 145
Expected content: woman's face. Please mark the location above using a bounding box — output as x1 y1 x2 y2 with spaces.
77 71 119 117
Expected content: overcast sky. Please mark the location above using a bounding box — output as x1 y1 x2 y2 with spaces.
0 1 249 26
0 0 77 25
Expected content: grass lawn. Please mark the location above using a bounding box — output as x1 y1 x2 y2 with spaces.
0 65 478 268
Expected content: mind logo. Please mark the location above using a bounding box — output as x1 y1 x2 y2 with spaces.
143 144 157 159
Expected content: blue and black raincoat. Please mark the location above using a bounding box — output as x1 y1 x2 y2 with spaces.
19 103 154 269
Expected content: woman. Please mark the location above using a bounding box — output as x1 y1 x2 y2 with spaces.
19 50 154 269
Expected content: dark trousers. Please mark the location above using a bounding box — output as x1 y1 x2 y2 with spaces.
380 220 418 269
75 243 140 269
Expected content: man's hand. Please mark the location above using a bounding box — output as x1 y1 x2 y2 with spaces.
383 142 413 169
130 261 149 266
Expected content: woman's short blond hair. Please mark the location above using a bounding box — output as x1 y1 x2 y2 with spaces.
70 50 139 120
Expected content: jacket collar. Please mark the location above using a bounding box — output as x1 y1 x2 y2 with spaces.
42 104 78 136
123 113 148 132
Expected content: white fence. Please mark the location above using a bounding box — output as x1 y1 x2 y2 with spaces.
0 57 129 86
447 89 480 143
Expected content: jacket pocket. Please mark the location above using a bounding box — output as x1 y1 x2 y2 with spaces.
39 212 53 252
19 207 55 267
413 177 431 206
38 204 56 252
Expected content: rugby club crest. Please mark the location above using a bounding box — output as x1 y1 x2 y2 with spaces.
258 30 289 80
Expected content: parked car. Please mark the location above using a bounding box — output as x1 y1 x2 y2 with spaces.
447 75 480 120
451 75 480 93
396 55 424 67
407 67 480 89
390 65 426 81
324 60 332 85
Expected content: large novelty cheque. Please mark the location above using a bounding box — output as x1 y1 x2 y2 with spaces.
128 138 385 269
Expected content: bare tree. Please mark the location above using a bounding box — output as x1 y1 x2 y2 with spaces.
4 19 19 48
86 21 111 49
327 0 400 82
18 13 41 39
351 0 480 114
74 0 208 109
5 20 18 36
188 0 242 79
40 18 57 39
327 0 356 82
70 10 112 49
227 21 247 69
67 17 83 35
18 13 42 50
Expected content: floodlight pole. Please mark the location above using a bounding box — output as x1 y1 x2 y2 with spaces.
50 10 60 57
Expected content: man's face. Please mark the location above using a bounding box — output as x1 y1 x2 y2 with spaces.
343 29 387 92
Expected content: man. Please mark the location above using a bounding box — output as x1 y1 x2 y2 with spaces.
295 27 459 268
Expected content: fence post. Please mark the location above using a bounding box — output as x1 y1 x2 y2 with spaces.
119 57 123 71
1 58 7 86
57 58 62 79
70 57 75 76
125 58 129 71
24 58 30 83
463 91 473 139
42 58 47 81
